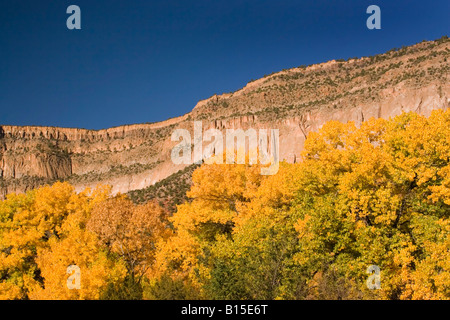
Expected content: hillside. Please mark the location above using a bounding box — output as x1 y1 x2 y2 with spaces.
0 36 449 198
127 163 200 213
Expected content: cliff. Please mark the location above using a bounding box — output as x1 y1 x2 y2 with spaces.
1 37 449 197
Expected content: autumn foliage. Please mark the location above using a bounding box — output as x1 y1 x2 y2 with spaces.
1 109 450 299
0 184 168 299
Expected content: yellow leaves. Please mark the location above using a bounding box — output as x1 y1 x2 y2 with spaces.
429 166 450 205
2 109 450 300
243 163 299 211
0 281 24 300
187 162 263 208
403 218 450 299
87 196 170 279
0 182 127 300
294 214 311 238
30 228 127 300
288 109 450 299
0 184 74 299
157 160 301 292
155 228 200 274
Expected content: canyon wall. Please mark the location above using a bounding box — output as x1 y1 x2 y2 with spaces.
1 38 449 197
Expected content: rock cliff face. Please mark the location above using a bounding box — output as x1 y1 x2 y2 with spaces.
1 38 449 197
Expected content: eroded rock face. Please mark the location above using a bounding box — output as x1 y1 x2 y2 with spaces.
1 153 71 180
1 38 449 197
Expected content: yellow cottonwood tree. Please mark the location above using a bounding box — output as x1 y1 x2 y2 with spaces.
29 186 127 300
0 182 127 300
154 161 266 292
161 109 450 300
293 110 450 299
87 196 170 284
0 182 74 299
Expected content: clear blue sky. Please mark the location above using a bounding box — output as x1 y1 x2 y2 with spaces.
0 0 448 130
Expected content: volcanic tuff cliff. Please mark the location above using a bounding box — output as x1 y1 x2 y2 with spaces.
1 37 449 198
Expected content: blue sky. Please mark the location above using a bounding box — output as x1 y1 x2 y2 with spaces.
0 0 448 129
